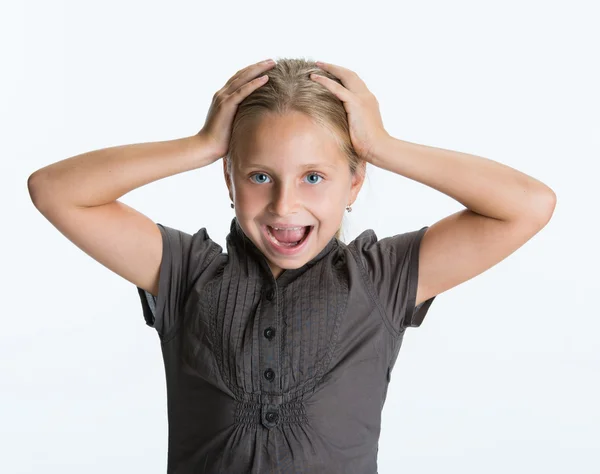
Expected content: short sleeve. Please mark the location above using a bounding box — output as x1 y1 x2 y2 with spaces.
136 223 222 340
351 225 436 331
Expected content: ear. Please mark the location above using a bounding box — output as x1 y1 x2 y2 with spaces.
349 160 367 203
223 158 234 202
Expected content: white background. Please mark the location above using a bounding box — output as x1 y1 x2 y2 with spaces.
4 0 598 473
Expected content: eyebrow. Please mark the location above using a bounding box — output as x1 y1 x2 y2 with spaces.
242 163 337 171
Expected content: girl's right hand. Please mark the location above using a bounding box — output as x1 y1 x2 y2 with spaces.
198 58 276 163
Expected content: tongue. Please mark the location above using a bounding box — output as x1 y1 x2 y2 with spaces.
270 226 308 243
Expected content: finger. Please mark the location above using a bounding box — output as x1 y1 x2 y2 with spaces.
310 73 353 103
225 59 272 85
224 59 276 93
228 74 270 105
226 58 271 81
315 61 367 93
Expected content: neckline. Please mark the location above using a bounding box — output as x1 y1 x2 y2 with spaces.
226 217 338 285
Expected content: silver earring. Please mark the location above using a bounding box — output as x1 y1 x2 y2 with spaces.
346 205 352 212
231 203 235 209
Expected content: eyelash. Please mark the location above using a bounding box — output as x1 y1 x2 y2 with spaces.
249 172 325 185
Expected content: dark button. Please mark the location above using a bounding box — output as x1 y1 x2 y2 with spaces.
264 368 275 381
265 411 279 423
265 288 275 301
264 327 276 340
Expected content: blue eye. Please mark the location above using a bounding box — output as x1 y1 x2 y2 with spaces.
250 173 271 184
249 172 324 185
305 173 323 185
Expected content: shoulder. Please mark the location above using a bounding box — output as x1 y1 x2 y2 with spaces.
159 224 222 255
344 225 432 330
345 226 427 263
343 228 378 253
157 223 224 287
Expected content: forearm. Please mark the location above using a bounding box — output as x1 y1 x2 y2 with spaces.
371 136 556 223
28 134 217 209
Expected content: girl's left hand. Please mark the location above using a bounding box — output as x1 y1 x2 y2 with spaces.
310 61 390 164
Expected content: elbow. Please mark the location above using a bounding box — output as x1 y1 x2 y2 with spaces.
532 188 557 228
28 171 51 210
27 172 40 204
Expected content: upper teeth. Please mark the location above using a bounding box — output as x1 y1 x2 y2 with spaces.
271 226 304 231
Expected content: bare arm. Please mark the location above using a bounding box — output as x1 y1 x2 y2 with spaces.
27 134 220 297
28 134 218 209
27 59 276 298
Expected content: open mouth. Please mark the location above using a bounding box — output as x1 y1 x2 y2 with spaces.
265 225 313 248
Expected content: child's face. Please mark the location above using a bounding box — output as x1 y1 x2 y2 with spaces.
224 110 364 279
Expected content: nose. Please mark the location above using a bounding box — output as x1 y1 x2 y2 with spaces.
269 181 298 217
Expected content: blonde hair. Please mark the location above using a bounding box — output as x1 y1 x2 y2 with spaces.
224 57 366 242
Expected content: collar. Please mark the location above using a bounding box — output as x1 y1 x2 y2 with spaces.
226 217 338 285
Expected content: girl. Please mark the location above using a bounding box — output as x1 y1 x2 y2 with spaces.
28 57 556 473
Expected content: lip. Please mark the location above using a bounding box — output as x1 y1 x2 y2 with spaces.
262 224 313 256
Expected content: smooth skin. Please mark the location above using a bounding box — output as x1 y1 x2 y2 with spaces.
28 59 277 297
309 61 556 308
223 110 365 279
29 57 555 310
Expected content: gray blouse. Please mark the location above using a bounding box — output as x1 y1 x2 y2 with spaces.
136 217 436 473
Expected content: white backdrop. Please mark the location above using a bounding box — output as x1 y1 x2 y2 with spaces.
4 0 598 473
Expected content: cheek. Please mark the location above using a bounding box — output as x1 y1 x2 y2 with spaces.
237 184 266 200
313 181 347 204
